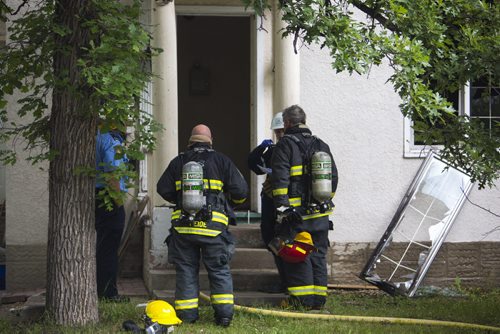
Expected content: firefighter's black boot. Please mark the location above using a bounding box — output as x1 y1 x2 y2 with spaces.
215 317 231 327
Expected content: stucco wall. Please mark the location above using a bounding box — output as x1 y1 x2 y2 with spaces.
4 1 49 289
1 18 6 205
4 102 49 289
300 44 500 244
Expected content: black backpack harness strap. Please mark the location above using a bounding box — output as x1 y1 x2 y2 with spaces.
284 133 320 207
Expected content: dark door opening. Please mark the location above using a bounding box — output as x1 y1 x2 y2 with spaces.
177 15 251 209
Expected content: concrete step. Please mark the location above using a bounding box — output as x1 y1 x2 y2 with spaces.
229 224 265 248
153 289 288 307
231 248 276 270
150 269 281 291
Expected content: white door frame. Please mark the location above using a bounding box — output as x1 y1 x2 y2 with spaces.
175 5 269 212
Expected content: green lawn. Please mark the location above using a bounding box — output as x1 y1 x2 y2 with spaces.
1 289 499 333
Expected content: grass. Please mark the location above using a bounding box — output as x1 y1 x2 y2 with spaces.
0 289 499 333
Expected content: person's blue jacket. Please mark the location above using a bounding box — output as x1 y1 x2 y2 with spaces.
96 130 128 192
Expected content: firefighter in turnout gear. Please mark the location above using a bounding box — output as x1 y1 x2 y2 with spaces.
247 112 287 293
157 124 248 327
270 105 338 310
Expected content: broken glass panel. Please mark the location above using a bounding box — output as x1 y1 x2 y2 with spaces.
359 151 473 297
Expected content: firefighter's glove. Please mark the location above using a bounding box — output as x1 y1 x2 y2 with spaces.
277 206 303 225
260 139 274 148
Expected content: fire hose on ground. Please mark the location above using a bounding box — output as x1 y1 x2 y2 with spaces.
198 291 500 332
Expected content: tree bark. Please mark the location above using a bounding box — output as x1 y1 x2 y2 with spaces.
46 0 98 325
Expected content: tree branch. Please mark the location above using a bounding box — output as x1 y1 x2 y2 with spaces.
10 0 28 16
461 187 500 218
349 0 399 32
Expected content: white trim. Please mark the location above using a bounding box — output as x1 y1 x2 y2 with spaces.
252 16 267 212
404 88 466 158
403 116 440 158
139 80 153 197
175 5 254 16
174 4 264 211
255 28 266 154
462 82 470 116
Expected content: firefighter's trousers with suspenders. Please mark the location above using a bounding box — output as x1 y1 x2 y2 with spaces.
284 214 330 309
167 225 235 323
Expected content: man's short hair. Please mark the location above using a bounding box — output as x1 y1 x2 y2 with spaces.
283 105 306 126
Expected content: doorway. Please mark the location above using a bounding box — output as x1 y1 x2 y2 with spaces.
177 15 251 209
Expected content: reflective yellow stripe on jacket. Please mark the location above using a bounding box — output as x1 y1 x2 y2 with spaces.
212 211 228 226
173 227 221 237
172 210 227 225
272 188 288 196
290 165 303 176
211 293 234 305
175 298 198 310
204 179 223 191
289 197 302 207
171 210 182 220
231 197 246 204
302 210 333 221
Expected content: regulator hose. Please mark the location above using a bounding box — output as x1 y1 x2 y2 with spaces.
198 292 500 332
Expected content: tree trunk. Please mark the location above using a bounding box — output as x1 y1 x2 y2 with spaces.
46 0 98 325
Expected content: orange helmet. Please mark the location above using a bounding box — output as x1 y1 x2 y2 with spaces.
278 232 315 263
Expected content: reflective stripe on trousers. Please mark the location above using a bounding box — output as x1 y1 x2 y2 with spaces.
167 230 234 322
288 285 327 297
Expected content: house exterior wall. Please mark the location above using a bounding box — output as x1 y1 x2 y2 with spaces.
301 43 500 287
4 89 49 291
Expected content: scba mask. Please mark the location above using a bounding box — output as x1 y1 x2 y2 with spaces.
144 320 174 334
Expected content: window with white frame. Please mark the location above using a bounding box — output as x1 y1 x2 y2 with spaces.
404 79 499 157
404 91 459 157
466 78 500 138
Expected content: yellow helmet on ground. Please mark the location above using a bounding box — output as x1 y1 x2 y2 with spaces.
145 300 182 326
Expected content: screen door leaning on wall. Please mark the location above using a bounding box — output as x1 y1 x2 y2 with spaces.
360 151 474 297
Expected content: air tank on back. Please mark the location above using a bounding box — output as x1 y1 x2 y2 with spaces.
310 151 332 203
182 161 205 215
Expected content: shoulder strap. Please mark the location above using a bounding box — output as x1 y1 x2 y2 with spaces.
284 133 319 166
284 133 321 207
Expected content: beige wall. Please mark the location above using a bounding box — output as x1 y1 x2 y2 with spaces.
4 78 49 291
4 1 49 290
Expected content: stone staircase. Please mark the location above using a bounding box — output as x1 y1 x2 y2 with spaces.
143 208 288 306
